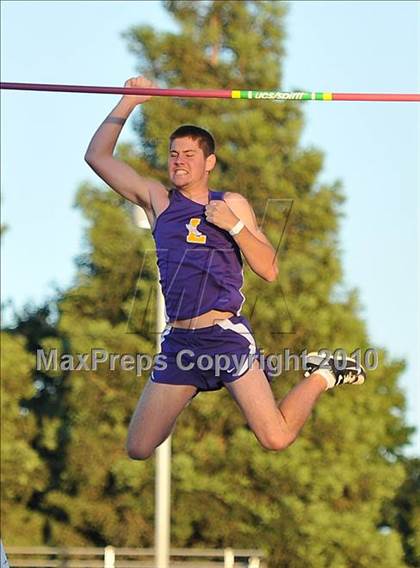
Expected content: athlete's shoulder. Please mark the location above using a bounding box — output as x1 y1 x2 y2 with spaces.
224 191 246 201
224 191 250 208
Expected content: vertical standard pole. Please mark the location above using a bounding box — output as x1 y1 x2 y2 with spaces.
0 540 10 568
224 548 234 568
155 282 171 568
132 205 171 568
104 546 115 568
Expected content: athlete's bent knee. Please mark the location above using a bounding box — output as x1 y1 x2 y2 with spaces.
126 443 154 461
260 432 296 452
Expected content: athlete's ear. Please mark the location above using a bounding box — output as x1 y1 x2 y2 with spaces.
205 153 216 173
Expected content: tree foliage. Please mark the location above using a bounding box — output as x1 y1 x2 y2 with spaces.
1 2 416 566
1 330 49 543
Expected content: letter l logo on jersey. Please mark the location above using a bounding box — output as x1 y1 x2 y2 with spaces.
186 218 207 244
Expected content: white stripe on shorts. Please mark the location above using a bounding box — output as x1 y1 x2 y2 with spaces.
160 325 172 344
216 319 257 376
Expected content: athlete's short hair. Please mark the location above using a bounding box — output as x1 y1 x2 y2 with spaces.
169 125 215 158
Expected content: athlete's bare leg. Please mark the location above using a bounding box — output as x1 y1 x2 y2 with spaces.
126 378 199 460
223 360 326 451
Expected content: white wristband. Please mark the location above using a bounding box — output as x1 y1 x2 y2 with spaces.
229 220 245 236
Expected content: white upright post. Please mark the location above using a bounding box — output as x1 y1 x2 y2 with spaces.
132 205 171 568
0 540 10 568
104 546 115 568
224 548 234 568
155 282 171 568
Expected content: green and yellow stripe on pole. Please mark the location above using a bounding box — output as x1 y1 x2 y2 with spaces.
231 90 333 101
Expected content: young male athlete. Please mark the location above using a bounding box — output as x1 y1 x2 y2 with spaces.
85 76 366 460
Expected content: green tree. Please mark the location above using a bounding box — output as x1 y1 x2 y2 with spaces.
120 2 413 566
1 2 415 566
1 330 49 543
383 457 420 566
19 191 157 545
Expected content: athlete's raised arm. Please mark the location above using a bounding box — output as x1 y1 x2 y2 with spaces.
84 76 166 212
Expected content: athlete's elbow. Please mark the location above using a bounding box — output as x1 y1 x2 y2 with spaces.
263 264 279 282
84 152 96 166
260 269 277 282
84 151 100 166
84 149 108 166
265 272 277 283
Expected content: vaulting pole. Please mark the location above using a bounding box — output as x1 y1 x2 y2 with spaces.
1 82 419 102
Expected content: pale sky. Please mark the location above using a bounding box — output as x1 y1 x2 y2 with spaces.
1 1 419 454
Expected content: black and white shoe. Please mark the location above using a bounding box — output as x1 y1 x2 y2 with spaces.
303 351 366 390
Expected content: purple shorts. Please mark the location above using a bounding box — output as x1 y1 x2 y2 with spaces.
150 315 271 394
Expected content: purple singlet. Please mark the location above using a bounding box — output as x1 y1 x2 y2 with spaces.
152 189 245 322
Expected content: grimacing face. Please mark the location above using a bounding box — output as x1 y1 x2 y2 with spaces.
168 136 216 189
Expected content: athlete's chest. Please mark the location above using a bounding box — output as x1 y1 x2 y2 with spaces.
152 190 235 250
153 205 230 250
